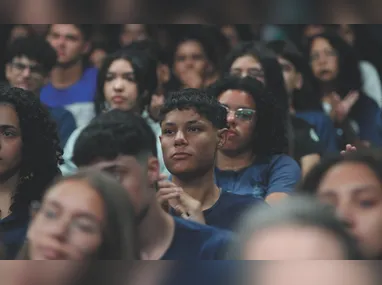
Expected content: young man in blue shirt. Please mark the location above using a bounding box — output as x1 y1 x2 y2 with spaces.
72 109 232 260
5 36 76 148
42 24 97 128
158 89 266 231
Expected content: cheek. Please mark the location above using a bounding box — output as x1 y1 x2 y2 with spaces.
103 83 113 100
72 233 103 258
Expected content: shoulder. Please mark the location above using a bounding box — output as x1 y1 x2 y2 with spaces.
83 67 98 80
220 191 265 207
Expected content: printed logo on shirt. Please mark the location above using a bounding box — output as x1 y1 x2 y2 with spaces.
310 128 320 142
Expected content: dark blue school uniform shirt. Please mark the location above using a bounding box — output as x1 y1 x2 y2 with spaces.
215 154 301 199
40 68 97 128
48 107 77 148
169 191 265 231
161 217 232 260
0 211 29 260
295 111 338 153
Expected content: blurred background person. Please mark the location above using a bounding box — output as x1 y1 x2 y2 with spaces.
299 149 382 260
0 86 62 260
23 169 137 260
232 196 361 260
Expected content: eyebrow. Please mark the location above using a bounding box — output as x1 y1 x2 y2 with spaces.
0 125 18 129
162 120 204 127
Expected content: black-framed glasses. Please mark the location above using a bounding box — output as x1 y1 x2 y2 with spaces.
11 61 44 77
222 106 256 121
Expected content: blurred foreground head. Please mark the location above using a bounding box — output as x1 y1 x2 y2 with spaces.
233 195 361 260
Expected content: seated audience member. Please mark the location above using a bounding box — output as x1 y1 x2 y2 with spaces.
5 36 76 148
0 86 62 259
306 32 382 148
158 89 265 231
299 149 382 260
22 169 137 260
266 39 338 154
61 49 168 176
232 196 361 260
72 109 232 260
41 24 97 128
209 76 301 203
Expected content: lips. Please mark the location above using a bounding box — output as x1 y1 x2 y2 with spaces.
111 96 125 104
40 247 65 260
226 129 239 137
171 152 192 160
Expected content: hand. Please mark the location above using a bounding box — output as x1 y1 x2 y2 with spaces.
178 69 204 89
340 144 357 155
157 175 205 224
329 91 359 123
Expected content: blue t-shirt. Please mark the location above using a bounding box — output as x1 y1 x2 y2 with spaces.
161 217 232 260
48 106 77 149
295 111 338 153
41 68 97 128
203 191 265 231
0 212 29 260
215 154 301 199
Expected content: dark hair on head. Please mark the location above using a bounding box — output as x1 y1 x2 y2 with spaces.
93 49 147 115
0 85 62 214
266 40 305 73
73 109 158 167
6 36 57 73
127 39 170 65
298 149 382 196
160 88 228 130
124 43 159 97
306 31 362 98
208 76 287 156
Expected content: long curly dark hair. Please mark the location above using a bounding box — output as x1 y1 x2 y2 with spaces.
208 76 288 157
0 85 62 214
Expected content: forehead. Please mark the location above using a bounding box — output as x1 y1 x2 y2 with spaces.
50 24 82 36
311 37 333 50
232 55 261 68
108 59 134 72
218 89 256 108
176 40 204 53
162 108 210 125
89 155 141 170
0 104 19 126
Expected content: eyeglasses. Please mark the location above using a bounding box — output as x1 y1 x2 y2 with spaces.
230 68 265 80
222 106 256 121
11 61 44 77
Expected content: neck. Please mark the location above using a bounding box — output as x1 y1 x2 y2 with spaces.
0 172 20 215
217 148 254 171
51 61 83 89
138 200 175 260
172 168 219 211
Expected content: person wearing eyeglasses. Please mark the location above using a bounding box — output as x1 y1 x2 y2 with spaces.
4 36 76 148
158 88 266 231
209 76 301 204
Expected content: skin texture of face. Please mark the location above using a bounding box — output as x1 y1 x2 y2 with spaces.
243 225 346 260
255 262 376 285
218 90 256 155
90 48 107 70
89 155 159 219
0 104 22 181
277 56 303 96
47 24 89 66
317 162 382 259
221 25 240 48
230 55 265 83
27 179 105 260
173 40 209 85
6 56 47 93
103 59 139 112
120 24 148 47
160 108 225 178
310 37 339 83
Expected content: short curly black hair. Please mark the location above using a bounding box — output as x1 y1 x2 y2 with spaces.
159 88 228 130
73 109 158 167
5 36 57 74
208 76 287 156
0 85 62 213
